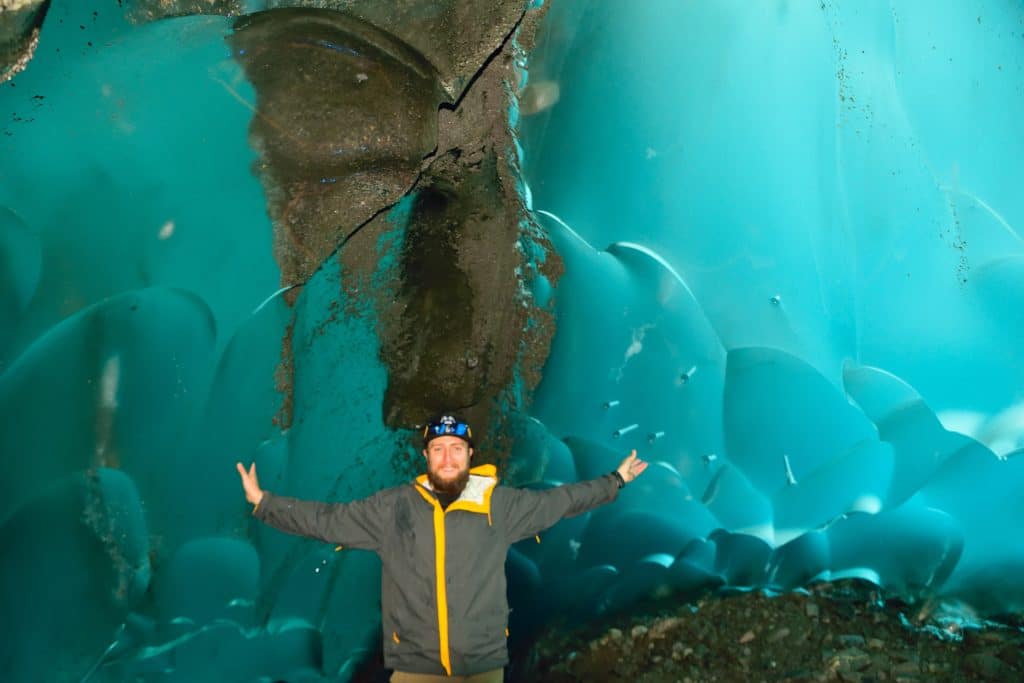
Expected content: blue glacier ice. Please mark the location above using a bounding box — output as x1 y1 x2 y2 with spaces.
1 0 1024 680
519 0 1024 614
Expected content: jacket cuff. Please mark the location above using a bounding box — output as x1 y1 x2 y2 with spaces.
253 491 272 517
610 470 626 489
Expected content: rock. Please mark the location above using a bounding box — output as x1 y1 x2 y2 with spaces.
866 637 885 650
838 634 866 648
609 628 624 641
832 647 871 673
998 642 1024 667
631 625 649 639
649 617 683 638
964 653 1010 679
0 0 48 83
891 660 920 676
739 630 756 643
768 627 791 643
869 653 890 669
806 603 820 618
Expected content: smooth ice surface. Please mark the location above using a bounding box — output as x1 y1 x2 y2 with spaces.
519 0 1024 622
2 0 1024 681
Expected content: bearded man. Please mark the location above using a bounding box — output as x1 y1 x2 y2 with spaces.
236 414 647 683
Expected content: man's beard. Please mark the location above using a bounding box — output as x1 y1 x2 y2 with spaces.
428 465 470 496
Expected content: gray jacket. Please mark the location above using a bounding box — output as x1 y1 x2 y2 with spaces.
253 463 620 676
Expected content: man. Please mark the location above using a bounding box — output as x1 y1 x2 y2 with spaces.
236 414 647 682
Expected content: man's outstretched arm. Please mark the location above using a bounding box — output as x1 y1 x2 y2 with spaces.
235 461 385 551
500 450 648 543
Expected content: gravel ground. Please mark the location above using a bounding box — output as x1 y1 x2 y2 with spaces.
521 580 1024 682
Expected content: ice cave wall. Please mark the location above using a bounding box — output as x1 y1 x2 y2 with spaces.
517 0 1024 613
1 0 1023 681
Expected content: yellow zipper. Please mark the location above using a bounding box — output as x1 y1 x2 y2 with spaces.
416 484 453 676
432 503 452 676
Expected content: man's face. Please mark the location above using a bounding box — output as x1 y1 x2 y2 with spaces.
423 435 472 495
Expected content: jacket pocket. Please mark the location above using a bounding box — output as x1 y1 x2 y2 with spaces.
382 617 403 661
459 606 507 661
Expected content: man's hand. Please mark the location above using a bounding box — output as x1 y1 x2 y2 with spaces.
616 450 648 484
236 461 264 507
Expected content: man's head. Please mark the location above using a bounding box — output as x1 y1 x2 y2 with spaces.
422 414 474 495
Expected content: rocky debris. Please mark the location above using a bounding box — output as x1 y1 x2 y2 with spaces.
125 0 242 23
0 0 48 83
229 7 447 289
519 580 1024 682
227 2 557 447
126 0 527 99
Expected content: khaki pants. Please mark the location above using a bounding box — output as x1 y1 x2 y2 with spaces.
390 669 503 683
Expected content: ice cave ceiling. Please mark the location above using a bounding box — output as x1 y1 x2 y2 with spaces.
1 0 1023 681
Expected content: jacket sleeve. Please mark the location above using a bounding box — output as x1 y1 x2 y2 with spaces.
252 489 389 552
498 475 620 544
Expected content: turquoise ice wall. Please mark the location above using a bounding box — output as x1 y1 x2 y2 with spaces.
1 4 410 681
2 0 1024 681
513 0 1024 624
